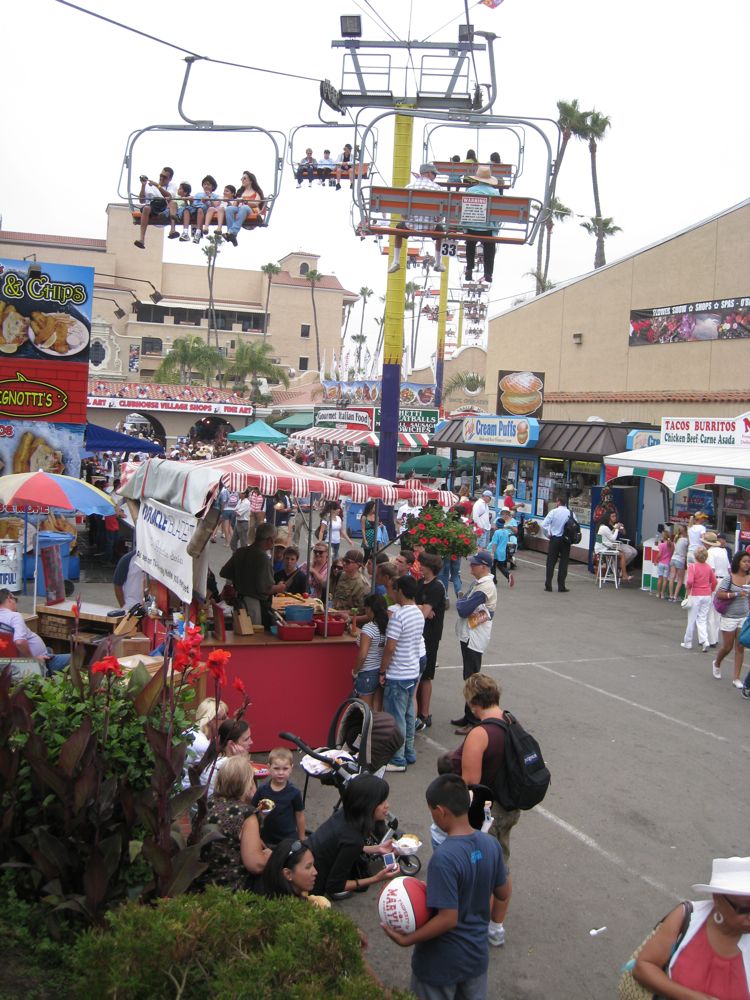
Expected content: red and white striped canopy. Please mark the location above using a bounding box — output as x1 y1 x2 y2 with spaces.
289 428 430 450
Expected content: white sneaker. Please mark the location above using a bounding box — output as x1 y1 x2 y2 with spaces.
179 231 190 242
712 660 721 679
488 925 505 947
732 679 744 689
387 261 401 274
680 642 692 649
701 642 711 652
434 262 446 272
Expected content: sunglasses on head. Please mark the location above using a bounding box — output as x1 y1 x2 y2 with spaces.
285 840 304 863
723 895 750 915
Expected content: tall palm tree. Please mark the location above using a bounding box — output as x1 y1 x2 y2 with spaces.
153 335 221 386
351 333 368 376
541 196 572 285
580 216 622 269
261 262 281 341
202 233 223 347
404 280 420 371
583 110 612 268
443 370 486 396
305 269 323 372
534 99 591 294
227 341 290 402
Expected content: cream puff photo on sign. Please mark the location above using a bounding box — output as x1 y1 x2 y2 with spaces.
498 371 543 416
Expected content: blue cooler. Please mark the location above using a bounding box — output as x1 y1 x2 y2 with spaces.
24 532 73 597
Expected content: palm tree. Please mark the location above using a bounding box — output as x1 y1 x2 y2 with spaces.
443 370 486 397
227 341 290 403
580 216 622 269
351 333 368 376
582 110 612 268
404 280 420 370
305 269 323 371
202 232 223 347
261 262 281 341
534 99 591 294
524 270 556 294
153 335 221 386
541 196 572 285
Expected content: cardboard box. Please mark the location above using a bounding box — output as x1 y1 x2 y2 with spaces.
115 635 152 657
232 609 255 635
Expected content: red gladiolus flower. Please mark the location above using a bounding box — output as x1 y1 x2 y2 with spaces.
207 648 231 686
92 655 123 677
233 676 246 694
429 537 438 544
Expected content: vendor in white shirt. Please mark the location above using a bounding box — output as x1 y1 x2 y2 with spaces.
595 512 637 581
471 489 494 548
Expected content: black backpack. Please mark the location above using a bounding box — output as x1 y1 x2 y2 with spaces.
563 512 582 545
482 713 551 811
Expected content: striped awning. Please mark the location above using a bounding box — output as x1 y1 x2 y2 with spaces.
604 443 750 493
290 428 429 449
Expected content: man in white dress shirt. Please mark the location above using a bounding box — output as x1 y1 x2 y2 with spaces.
542 496 572 593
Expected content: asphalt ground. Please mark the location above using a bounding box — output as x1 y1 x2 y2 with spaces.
25 540 749 999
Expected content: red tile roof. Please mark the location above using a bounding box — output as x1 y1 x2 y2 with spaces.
273 271 358 299
546 390 750 403
0 230 106 249
271 385 326 406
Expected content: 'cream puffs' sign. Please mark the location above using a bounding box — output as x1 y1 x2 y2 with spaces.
462 416 540 448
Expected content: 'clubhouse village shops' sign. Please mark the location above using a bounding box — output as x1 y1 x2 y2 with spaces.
630 296 750 346
88 395 254 417
0 259 93 476
660 412 750 448
462 415 541 448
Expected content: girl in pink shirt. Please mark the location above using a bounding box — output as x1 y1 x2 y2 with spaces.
656 531 674 600
681 549 717 650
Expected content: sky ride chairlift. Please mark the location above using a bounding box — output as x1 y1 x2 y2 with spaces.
287 117 378 187
117 56 287 233
320 31 559 249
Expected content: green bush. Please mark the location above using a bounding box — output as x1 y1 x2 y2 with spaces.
72 888 414 1000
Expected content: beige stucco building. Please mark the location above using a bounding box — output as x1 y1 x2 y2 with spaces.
0 204 358 386
485 199 750 423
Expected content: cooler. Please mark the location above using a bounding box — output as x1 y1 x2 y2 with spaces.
0 541 23 592
24 532 72 597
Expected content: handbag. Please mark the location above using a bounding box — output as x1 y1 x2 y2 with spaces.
739 613 750 650
617 901 693 1000
713 592 733 615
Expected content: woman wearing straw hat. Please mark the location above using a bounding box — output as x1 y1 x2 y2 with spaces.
631 856 750 998
463 165 502 285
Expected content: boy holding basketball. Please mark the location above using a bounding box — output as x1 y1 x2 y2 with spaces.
381 774 508 1000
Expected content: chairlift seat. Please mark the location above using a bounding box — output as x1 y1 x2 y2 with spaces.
431 160 516 188
131 199 269 231
365 186 539 245
293 162 370 181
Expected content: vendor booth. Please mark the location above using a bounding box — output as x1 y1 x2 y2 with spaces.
604 411 750 592
120 443 456 748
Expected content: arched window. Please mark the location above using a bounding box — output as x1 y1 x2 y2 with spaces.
299 262 309 275
90 340 107 367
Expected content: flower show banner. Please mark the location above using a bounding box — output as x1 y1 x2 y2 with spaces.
629 297 750 346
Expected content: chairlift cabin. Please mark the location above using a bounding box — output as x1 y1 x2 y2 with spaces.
117 58 286 235
288 120 378 188
351 109 559 248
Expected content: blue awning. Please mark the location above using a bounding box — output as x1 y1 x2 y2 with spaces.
84 423 164 455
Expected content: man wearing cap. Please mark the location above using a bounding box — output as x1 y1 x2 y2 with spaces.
472 489 494 549
451 551 497 732
331 548 369 611
463 164 502 285
387 163 446 275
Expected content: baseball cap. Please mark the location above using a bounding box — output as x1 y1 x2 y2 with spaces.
482 489 493 497
419 162 437 174
469 550 493 568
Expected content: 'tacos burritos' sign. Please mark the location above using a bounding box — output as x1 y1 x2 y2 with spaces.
462 415 540 448
660 412 750 448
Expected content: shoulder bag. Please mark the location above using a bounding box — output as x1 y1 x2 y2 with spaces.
617 901 693 1000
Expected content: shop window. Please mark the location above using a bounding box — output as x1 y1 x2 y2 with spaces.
515 458 535 507
141 337 163 355
569 461 601 525
537 458 568 517
299 357 309 371
300 324 310 339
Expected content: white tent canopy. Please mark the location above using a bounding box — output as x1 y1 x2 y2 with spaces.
604 443 750 492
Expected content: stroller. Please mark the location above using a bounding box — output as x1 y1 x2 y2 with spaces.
280 698 421 874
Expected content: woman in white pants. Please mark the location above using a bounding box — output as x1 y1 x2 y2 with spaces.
704 532 731 646
681 548 717 651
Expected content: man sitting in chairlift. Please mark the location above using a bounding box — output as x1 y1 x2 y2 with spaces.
318 149 336 186
388 163 445 276
134 166 179 249
296 148 318 188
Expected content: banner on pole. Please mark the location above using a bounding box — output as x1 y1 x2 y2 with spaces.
135 499 207 604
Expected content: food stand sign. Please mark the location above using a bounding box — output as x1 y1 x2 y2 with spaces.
462 415 540 448
316 408 375 429
660 412 750 448
375 408 439 435
496 370 545 418
627 429 662 450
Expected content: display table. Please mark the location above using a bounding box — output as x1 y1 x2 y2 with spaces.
201 631 358 752
35 600 123 651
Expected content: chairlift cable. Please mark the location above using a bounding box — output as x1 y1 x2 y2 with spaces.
55 0 321 83
421 1 478 43
463 1 480 86
358 0 403 43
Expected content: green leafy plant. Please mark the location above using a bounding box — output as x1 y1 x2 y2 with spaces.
72 888 413 1000
404 508 480 559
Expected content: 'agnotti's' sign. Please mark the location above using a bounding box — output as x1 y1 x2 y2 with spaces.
660 413 750 448
462 415 540 448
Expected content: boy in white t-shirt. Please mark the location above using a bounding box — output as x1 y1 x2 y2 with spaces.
380 575 424 772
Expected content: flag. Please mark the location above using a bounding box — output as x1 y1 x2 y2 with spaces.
480 0 504 7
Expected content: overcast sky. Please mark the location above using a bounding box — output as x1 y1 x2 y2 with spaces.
2 0 748 369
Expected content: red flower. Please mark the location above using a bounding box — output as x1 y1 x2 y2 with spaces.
436 522 444 528
417 523 425 531
206 648 231 686
72 602 80 619
423 514 432 521
92 655 123 677
233 676 246 694
408 528 417 535
420 537 427 544
429 537 438 544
